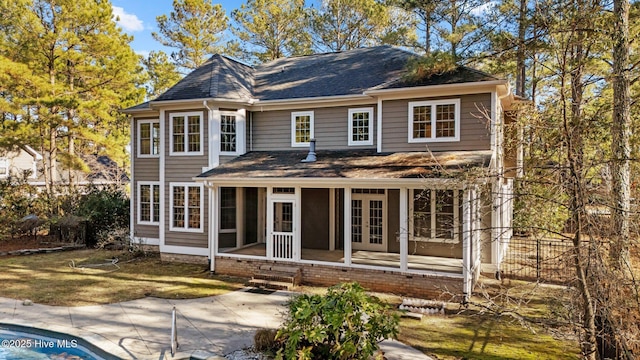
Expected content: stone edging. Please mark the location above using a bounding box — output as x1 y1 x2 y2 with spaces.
0 244 85 257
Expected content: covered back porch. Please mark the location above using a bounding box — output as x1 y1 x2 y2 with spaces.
197 150 495 297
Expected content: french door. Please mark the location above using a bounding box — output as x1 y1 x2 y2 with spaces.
351 194 386 251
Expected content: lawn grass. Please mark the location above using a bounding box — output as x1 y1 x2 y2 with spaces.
0 249 246 306
398 314 579 360
398 279 580 359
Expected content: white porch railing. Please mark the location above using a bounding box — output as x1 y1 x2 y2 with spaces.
273 232 294 259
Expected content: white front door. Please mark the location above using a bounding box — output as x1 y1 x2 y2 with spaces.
271 200 294 260
351 194 386 251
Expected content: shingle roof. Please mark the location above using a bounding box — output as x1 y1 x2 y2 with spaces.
196 150 492 180
126 46 502 110
155 54 254 102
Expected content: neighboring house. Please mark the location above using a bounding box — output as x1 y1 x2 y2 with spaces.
0 145 42 180
0 146 127 190
123 46 516 299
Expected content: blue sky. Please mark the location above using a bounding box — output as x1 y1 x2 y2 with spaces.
111 0 318 58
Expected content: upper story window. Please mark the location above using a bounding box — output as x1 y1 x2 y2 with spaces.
291 111 314 147
220 114 237 154
170 183 203 232
408 99 460 143
138 120 160 157
348 108 374 146
0 158 8 178
138 182 160 225
170 112 203 155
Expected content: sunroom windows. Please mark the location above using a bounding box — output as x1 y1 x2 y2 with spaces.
410 189 460 243
408 99 460 142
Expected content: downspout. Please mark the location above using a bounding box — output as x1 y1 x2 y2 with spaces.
202 101 214 269
249 111 253 151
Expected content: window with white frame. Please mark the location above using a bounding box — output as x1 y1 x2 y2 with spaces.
138 120 160 157
411 189 460 243
138 182 160 224
0 158 8 177
170 112 203 155
170 183 203 232
291 111 314 147
220 114 237 153
408 99 460 143
348 108 374 146
219 187 236 230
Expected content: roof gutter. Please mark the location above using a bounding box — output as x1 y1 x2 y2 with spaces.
149 97 255 107
251 93 373 107
193 176 480 188
364 80 508 96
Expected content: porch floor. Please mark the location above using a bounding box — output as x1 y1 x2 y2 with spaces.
221 243 462 274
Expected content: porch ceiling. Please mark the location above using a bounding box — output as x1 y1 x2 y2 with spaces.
196 150 491 181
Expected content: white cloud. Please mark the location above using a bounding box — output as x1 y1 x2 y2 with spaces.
112 6 144 32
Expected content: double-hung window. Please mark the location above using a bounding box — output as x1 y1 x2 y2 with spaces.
138 182 160 225
410 189 460 243
170 112 203 155
408 99 460 142
220 114 237 154
348 108 374 146
291 111 314 147
170 183 203 232
138 120 160 157
0 158 8 178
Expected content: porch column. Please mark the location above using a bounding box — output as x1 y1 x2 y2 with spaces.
210 184 218 272
399 187 408 272
329 188 335 251
266 186 273 259
462 188 472 297
344 186 352 266
294 186 302 261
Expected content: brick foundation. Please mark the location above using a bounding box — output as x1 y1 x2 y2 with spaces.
214 256 464 300
161 253 209 265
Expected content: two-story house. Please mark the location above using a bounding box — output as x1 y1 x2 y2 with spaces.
123 46 515 299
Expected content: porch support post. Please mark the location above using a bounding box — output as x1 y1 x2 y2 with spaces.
266 186 273 259
344 186 352 266
399 187 408 272
462 188 472 298
329 188 336 251
377 98 383 153
210 184 218 272
294 186 302 261
236 188 244 248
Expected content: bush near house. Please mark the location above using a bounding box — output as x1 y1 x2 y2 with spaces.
275 282 399 360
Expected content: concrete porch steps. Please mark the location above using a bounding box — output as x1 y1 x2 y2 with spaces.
249 264 302 291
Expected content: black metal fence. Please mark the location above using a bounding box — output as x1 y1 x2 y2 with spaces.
502 236 577 284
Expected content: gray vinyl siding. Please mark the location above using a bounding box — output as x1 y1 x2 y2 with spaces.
132 117 160 240
381 93 492 152
134 224 159 239
163 109 209 248
250 105 377 151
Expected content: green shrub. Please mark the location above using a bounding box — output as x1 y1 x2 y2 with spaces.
275 282 399 360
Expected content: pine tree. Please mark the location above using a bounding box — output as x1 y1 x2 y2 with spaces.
309 0 415 52
142 51 182 99
231 0 311 63
153 0 229 70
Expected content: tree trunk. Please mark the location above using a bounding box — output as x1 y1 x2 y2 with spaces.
515 0 527 97
610 0 631 272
